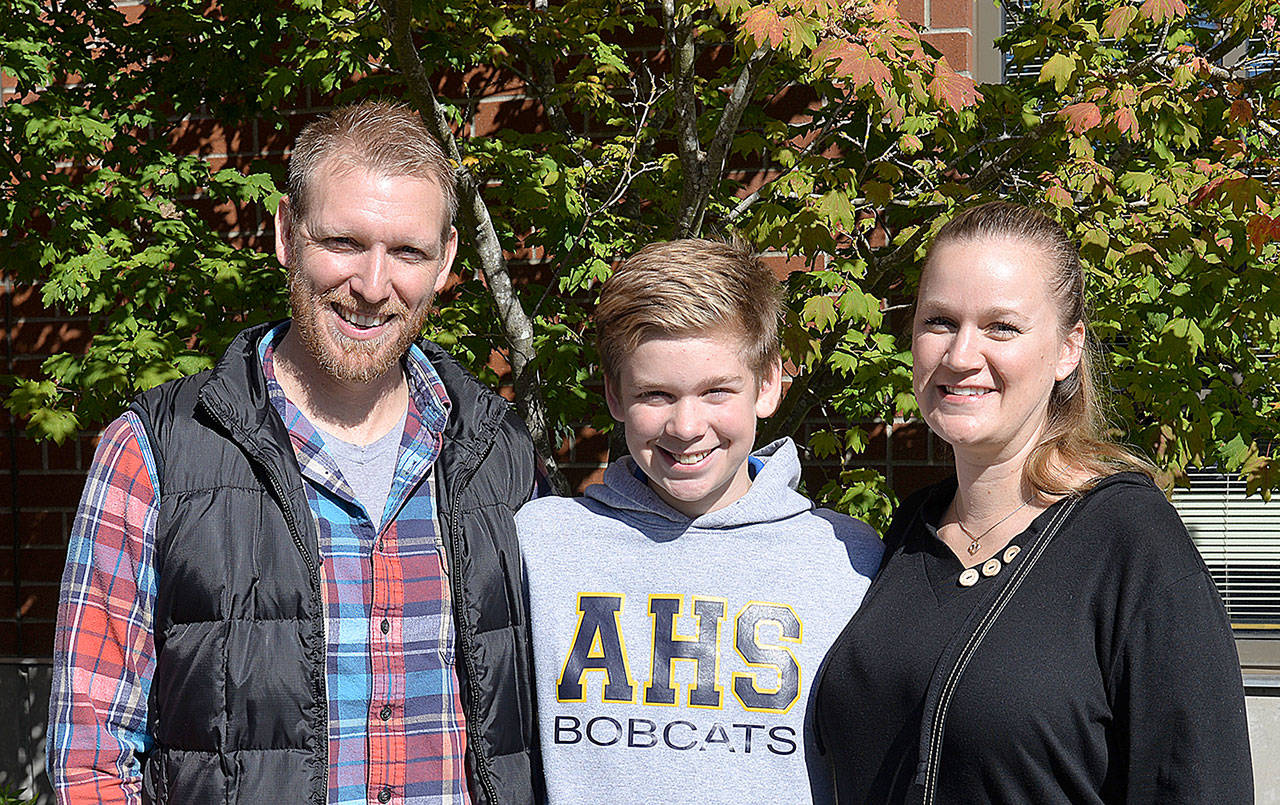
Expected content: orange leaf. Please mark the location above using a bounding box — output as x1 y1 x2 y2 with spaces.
1045 185 1073 208
1139 0 1187 24
1112 107 1139 139
1059 102 1102 134
1102 5 1139 37
742 6 787 49
825 42 893 94
929 58 980 112
1229 98 1254 123
1247 214 1280 250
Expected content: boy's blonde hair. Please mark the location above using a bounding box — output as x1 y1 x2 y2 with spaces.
595 238 784 384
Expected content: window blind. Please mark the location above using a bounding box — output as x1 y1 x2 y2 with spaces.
1172 471 1280 630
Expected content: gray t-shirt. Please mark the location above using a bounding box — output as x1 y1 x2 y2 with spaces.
318 405 409 527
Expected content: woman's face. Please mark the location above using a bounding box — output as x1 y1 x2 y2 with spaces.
912 235 1084 467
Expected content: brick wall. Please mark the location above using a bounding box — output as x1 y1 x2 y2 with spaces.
1 2 966 658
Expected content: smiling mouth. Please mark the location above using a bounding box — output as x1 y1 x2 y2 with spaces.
334 305 393 330
943 385 994 397
662 447 714 465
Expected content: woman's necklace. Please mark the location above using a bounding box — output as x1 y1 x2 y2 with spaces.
955 497 1033 556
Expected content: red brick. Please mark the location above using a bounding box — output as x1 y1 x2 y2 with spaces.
7 509 70 549
0 434 44 474
570 427 609 466
930 0 974 29
0 622 19 655
120 3 147 24
6 356 51 382
470 96 545 138
9 319 91 355
435 66 526 99
764 84 820 126
759 253 813 280
862 422 889 460
566 465 606 494
922 31 971 73
5 284 59 318
42 438 82 471
16 585 59 621
189 196 258 232
17 621 56 657
15 472 88 509
899 0 927 25
890 421 930 460
8 546 67 585
891 465 952 497
259 111 323 157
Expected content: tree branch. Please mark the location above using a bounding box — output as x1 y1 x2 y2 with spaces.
662 0 704 237
377 0 569 493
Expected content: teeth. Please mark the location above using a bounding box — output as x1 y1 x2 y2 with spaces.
671 448 713 465
945 386 990 396
338 308 391 328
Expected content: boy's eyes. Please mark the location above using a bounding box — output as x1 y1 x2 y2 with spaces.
634 387 736 402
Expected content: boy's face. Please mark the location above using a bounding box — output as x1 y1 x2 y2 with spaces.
605 332 782 518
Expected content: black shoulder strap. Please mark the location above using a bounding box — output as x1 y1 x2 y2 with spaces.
907 496 1081 805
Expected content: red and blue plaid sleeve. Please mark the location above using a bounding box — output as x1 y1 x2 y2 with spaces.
48 413 159 805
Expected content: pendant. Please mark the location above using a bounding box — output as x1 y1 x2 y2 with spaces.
967 538 981 555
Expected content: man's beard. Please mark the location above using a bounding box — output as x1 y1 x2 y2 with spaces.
286 261 430 385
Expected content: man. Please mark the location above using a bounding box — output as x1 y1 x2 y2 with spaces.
48 102 541 805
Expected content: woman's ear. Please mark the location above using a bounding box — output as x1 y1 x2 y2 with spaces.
1056 320 1086 382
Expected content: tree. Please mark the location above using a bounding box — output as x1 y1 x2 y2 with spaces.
3 0 1278 526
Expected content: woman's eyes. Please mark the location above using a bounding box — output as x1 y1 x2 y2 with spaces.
921 316 1022 335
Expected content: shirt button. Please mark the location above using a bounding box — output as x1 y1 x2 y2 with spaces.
1003 544 1022 563
380 704 393 721
982 558 1002 577
958 568 980 587
380 618 390 634
378 787 392 803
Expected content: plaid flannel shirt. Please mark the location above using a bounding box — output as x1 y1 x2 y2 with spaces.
49 324 471 804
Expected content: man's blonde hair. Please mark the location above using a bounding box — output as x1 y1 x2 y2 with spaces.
595 238 784 384
286 100 457 247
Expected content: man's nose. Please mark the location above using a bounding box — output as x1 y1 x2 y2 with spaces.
348 248 393 305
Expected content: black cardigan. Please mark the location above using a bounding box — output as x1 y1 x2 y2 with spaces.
815 472 1252 803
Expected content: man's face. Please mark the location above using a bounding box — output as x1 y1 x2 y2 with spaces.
275 162 457 385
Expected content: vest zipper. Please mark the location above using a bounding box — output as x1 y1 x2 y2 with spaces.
211 394 330 804
259 460 330 803
447 448 500 805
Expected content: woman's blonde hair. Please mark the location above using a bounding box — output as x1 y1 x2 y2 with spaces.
926 201 1156 494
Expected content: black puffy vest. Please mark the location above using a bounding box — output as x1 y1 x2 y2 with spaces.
129 322 541 804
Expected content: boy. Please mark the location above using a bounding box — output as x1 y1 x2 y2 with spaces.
518 239 883 804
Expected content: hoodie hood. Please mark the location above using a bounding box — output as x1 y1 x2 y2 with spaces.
584 437 814 530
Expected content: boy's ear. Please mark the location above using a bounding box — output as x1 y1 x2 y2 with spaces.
604 375 625 422
755 357 784 419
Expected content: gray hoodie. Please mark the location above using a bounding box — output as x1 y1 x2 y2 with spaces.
518 438 883 804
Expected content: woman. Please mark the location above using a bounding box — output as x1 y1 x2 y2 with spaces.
815 202 1252 803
